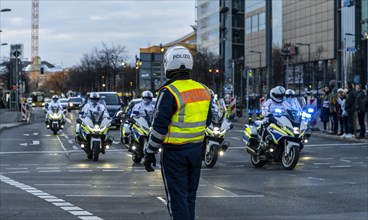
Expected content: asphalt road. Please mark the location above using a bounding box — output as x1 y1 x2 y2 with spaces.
1 108 367 220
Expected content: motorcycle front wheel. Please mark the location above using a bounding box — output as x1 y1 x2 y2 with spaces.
92 142 100 161
282 147 300 170
204 147 219 168
251 154 266 168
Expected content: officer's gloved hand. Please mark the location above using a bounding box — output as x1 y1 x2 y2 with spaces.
143 148 157 172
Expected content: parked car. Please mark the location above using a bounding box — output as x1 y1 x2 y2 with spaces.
67 96 83 112
82 92 123 127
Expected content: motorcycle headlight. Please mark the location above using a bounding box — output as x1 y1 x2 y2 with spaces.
213 127 220 135
293 127 300 134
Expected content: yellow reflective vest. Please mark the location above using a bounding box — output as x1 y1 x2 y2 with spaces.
162 79 211 144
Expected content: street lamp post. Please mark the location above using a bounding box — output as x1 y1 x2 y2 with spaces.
160 43 165 86
135 55 142 98
249 50 262 98
344 33 355 88
296 43 310 95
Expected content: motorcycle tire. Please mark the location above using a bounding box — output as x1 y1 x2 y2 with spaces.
204 147 219 168
282 147 300 170
53 130 57 135
132 154 142 163
250 155 266 168
92 142 100 161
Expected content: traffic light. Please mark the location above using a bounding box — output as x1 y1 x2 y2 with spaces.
130 82 133 87
215 69 220 77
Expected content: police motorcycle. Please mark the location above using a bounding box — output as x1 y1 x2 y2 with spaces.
203 98 232 168
242 106 315 170
45 106 65 135
120 109 152 163
75 110 113 161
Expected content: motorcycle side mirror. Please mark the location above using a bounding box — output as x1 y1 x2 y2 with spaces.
76 118 82 124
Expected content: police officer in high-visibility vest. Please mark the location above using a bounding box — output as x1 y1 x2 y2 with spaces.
144 45 212 220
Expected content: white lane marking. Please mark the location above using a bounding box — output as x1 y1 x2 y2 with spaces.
19 143 28 146
35 184 91 186
66 195 132 198
157 196 167 205
29 140 40 145
229 137 241 140
65 118 72 123
112 141 120 144
213 186 238 196
340 159 351 163
68 140 73 144
64 134 69 139
72 145 79 150
196 195 264 198
68 170 93 172
305 143 367 147
37 167 60 169
330 165 352 168
307 177 325 181
8 171 29 174
0 175 103 219
102 170 125 172
5 168 28 170
313 163 334 165
79 216 103 220
38 170 61 173
0 151 65 155
56 136 68 153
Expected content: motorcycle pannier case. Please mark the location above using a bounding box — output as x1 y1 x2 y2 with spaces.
242 124 257 145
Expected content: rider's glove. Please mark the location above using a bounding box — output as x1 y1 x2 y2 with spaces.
143 148 157 172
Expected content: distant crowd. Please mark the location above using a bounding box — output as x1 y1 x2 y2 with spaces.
320 81 368 139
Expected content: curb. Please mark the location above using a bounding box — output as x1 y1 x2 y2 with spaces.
0 122 25 133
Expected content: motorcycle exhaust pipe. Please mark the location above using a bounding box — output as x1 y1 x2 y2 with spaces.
246 146 258 157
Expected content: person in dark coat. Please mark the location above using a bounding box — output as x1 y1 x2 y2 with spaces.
320 85 331 133
355 83 366 139
344 82 356 139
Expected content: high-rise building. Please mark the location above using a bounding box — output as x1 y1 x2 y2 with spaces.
196 0 244 96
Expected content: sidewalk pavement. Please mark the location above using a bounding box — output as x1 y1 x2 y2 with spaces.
231 110 368 143
0 108 25 131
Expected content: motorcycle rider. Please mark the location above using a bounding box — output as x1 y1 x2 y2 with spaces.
285 89 303 117
76 93 110 143
143 45 212 220
45 95 65 125
130 91 155 119
261 86 290 117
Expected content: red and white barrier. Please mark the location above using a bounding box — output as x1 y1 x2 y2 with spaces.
21 103 29 122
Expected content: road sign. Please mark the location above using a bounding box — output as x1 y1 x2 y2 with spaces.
12 50 21 58
346 47 358 52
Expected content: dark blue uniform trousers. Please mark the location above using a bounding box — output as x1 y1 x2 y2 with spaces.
161 145 202 220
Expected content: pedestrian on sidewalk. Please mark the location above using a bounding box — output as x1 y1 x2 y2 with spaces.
355 83 366 139
337 88 348 137
328 80 338 135
320 85 332 133
344 82 357 139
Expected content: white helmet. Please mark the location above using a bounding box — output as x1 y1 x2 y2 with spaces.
141 91 153 105
270 86 285 103
89 92 100 105
163 45 193 79
52 95 59 102
285 89 296 98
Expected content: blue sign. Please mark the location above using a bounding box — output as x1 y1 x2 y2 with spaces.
346 47 359 52
343 0 354 7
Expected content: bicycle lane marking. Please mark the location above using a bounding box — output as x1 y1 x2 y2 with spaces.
0 174 103 220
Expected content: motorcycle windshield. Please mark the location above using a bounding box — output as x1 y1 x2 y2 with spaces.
89 110 103 124
51 106 60 113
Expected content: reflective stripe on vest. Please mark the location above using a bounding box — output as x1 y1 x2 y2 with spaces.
163 79 211 144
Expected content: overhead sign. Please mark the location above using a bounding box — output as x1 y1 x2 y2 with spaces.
346 47 358 52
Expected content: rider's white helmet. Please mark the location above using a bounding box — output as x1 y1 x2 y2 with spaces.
52 95 59 102
285 89 296 98
163 45 193 79
270 86 285 103
141 91 153 105
89 92 100 105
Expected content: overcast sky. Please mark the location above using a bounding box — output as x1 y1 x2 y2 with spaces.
0 0 196 67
